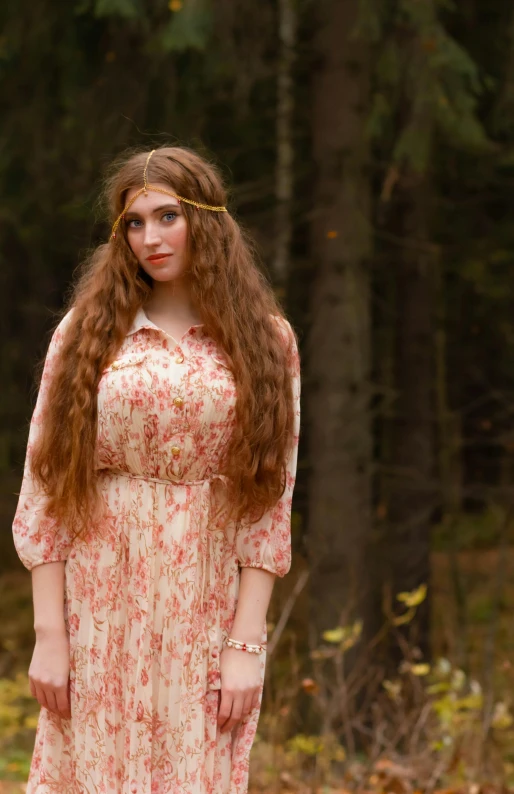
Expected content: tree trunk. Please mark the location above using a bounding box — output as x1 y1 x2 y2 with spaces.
307 0 373 642
385 171 435 656
273 0 296 290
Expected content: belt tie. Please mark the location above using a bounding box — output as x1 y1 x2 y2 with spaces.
104 467 222 488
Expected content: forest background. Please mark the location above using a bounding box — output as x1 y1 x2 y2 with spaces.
2 0 514 791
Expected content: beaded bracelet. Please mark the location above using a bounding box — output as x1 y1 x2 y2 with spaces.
225 637 266 654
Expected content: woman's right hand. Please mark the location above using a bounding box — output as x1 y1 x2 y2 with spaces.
29 627 71 719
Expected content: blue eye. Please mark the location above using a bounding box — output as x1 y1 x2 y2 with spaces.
125 211 177 229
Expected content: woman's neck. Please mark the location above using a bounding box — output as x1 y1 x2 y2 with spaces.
145 278 202 325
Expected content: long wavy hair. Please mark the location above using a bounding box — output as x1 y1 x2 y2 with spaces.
30 145 298 539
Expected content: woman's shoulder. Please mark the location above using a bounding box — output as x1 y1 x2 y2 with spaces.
270 313 297 347
47 307 76 351
58 306 76 327
270 312 292 331
269 314 300 378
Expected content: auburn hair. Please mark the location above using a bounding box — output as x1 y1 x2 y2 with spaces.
29 145 299 539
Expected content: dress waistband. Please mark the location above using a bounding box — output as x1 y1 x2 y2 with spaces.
103 467 225 488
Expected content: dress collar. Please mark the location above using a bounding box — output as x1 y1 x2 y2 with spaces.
127 306 157 336
126 306 205 339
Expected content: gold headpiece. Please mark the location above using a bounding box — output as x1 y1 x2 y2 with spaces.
111 149 227 240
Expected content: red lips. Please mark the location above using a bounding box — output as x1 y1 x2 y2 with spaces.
147 253 172 261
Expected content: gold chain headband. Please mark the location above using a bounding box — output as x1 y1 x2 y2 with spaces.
111 149 227 240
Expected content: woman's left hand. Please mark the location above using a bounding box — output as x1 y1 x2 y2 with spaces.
217 646 262 733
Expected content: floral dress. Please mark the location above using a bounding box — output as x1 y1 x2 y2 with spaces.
12 306 301 794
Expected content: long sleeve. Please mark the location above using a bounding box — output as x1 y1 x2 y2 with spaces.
12 310 76 570
235 316 301 578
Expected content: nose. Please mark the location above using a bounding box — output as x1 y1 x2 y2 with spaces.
143 220 162 247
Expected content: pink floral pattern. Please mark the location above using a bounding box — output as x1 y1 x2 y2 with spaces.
12 306 301 794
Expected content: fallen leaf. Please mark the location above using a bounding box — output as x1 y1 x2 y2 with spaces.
301 677 320 695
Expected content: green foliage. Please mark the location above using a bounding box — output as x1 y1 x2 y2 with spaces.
366 92 392 141
256 610 514 788
432 506 513 551
431 33 492 152
285 732 346 779
394 116 433 173
320 621 363 651
0 672 40 780
364 0 492 171
355 0 385 42
428 662 483 742
377 41 402 88
0 751 32 783
93 0 141 18
468 594 495 624
382 656 488 763
461 250 514 302
76 0 214 50
160 0 212 52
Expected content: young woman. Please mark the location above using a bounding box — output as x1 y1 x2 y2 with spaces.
12 146 301 794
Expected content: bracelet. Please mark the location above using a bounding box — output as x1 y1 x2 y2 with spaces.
225 637 266 654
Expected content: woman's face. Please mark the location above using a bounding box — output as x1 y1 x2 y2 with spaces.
123 183 189 283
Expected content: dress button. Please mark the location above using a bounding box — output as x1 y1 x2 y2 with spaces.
175 354 184 364
211 650 218 659
173 397 184 408
171 446 181 456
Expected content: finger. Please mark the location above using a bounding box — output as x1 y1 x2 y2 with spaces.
250 687 261 712
43 688 59 715
217 690 233 730
223 693 244 733
55 684 71 719
34 684 49 711
241 692 254 719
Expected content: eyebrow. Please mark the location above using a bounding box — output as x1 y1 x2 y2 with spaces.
124 203 181 218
